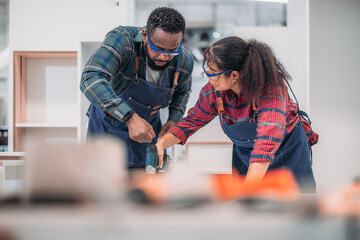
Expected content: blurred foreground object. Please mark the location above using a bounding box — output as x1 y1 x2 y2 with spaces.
23 136 127 204
132 167 299 204
212 169 300 201
133 162 213 204
319 177 360 217
0 227 15 240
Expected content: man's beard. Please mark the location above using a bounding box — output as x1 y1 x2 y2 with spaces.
144 43 171 71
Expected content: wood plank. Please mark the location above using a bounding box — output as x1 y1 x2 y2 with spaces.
14 51 77 59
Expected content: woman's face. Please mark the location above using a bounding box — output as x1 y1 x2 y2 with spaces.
205 60 234 91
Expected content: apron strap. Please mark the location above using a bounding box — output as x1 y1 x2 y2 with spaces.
284 79 313 125
135 56 140 82
251 100 257 112
250 99 258 123
215 91 225 115
169 50 182 94
134 42 142 82
284 79 300 115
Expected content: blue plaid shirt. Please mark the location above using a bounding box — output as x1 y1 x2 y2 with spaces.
80 26 194 123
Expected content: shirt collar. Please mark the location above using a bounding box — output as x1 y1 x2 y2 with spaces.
133 27 145 43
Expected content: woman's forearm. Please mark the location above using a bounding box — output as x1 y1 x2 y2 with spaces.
245 162 270 183
157 132 181 149
155 133 181 168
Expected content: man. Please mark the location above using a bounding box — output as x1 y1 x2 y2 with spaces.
80 7 194 168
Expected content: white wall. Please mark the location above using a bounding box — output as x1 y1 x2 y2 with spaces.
235 0 308 110
310 0 360 192
287 0 309 112
9 0 129 51
7 0 130 151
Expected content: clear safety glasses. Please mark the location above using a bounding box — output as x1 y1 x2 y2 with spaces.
146 30 182 56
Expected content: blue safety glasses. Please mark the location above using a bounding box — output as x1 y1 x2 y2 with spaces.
146 30 182 56
202 60 233 78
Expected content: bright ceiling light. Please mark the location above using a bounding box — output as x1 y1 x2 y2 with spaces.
252 0 288 3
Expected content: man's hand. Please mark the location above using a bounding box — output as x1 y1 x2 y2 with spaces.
158 120 176 139
126 113 155 143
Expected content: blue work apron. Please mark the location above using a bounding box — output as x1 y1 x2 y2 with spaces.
216 91 316 192
87 54 181 168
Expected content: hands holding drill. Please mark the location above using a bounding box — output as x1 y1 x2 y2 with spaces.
126 113 155 143
126 112 177 168
126 112 175 145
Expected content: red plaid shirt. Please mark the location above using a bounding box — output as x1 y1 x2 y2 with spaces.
168 82 318 163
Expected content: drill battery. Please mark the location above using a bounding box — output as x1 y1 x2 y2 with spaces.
145 144 170 174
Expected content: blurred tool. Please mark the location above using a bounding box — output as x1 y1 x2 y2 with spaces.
145 144 170 174
132 167 300 205
318 176 360 216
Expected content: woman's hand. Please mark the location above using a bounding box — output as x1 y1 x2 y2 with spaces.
155 141 165 169
155 133 182 169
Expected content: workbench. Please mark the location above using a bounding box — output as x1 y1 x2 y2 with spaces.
0 197 358 240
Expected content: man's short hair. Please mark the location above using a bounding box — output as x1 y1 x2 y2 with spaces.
146 7 185 36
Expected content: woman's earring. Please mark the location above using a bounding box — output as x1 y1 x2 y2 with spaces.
232 79 237 84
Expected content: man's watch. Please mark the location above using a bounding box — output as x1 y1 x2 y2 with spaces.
122 110 135 123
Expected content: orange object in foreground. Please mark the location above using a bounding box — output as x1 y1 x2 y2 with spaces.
132 168 300 204
211 168 300 201
318 180 360 217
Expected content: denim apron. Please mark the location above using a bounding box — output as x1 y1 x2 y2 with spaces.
87 51 182 168
216 84 316 192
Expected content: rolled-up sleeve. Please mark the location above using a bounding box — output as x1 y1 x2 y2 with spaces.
168 83 217 144
80 28 134 123
250 84 287 163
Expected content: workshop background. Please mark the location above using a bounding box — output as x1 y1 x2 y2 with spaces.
0 0 359 195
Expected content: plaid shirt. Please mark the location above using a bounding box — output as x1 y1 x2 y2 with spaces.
80 26 194 123
169 82 319 164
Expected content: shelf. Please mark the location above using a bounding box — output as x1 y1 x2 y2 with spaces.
0 152 25 160
0 152 25 157
15 123 78 128
13 51 79 152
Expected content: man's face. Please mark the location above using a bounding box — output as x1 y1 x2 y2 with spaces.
142 28 183 70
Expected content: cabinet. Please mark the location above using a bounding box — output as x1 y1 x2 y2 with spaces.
0 62 8 152
13 51 78 152
0 51 78 195
185 123 233 174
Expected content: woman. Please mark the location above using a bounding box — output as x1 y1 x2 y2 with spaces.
156 36 318 192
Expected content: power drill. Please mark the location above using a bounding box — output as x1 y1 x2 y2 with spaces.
145 144 170 174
